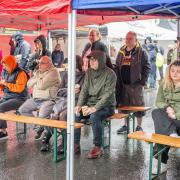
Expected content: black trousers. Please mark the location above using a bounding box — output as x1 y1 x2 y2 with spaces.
152 108 180 164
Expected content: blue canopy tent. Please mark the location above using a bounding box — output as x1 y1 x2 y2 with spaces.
66 1 180 180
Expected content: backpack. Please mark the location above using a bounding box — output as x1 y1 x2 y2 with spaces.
156 52 164 68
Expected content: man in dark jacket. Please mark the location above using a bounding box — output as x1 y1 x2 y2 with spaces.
0 55 29 140
12 31 31 71
75 50 117 159
116 31 151 134
27 35 51 72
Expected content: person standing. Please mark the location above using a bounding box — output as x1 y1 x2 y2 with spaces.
52 44 64 68
142 36 158 88
12 32 31 71
82 28 108 71
116 31 150 134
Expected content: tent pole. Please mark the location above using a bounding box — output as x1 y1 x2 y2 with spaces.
66 9 76 180
70 10 76 180
177 18 180 59
48 30 53 52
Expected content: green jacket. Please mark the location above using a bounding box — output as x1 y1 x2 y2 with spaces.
77 50 117 111
156 83 180 120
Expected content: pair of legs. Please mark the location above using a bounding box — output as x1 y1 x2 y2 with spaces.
152 108 180 164
75 107 114 147
117 84 145 134
148 61 157 88
0 98 25 136
19 98 55 135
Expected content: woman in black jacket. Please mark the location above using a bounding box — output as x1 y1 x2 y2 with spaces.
82 28 108 71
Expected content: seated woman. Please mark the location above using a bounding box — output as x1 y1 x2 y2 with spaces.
75 50 117 159
152 60 180 174
40 55 85 151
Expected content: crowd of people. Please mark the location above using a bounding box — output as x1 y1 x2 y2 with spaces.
0 29 179 174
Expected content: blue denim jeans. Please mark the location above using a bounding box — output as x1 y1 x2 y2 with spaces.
74 107 114 147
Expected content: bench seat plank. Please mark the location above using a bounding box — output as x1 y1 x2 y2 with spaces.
0 113 83 129
118 106 151 112
128 131 180 148
109 113 128 119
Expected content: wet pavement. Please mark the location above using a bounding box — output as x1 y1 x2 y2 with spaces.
0 89 180 180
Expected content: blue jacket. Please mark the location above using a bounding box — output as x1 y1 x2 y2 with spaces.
52 50 64 67
2 67 30 100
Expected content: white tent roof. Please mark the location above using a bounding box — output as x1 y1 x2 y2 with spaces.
106 20 177 40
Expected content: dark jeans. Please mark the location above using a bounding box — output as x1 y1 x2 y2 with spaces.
74 107 114 147
152 108 180 164
0 98 25 129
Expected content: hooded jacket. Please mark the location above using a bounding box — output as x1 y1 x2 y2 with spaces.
116 42 150 86
12 32 31 71
0 55 29 100
28 35 51 71
77 50 117 111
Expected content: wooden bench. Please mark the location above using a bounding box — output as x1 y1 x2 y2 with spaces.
0 113 83 162
102 113 128 148
128 131 180 180
118 106 151 134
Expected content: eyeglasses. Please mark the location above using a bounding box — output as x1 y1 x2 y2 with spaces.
89 57 96 62
39 62 49 65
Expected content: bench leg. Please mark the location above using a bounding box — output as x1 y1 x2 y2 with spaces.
53 128 67 162
102 120 111 149
126 116 130 135
132 114 135 132
16 122 27 139
149 143 153 180
154 145 168 178
53 128 57 162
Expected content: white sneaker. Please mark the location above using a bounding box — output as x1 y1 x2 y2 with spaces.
152 158 167 175
170 133 180 138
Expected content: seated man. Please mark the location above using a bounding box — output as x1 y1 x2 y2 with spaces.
75 50 117 159
0 55 29 140
39 55 85 152
19 56 61 139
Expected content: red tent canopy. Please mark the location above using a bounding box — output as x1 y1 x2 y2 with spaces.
0 0 71 15
0 0 174 30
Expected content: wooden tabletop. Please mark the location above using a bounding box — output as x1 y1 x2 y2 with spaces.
128 131 180 148
0 113 83 129
118 106 151 112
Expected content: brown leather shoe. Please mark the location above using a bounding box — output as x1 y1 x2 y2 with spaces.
87 146 104 159
74 144 81 155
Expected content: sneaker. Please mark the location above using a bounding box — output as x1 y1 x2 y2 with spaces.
170 133 180 138
35 128 44 140
117 126 127 134
0 131 8 140
87 146 104 159
42 131 52 143
152 158 167 175
135 126 143 132
40 142 50 152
